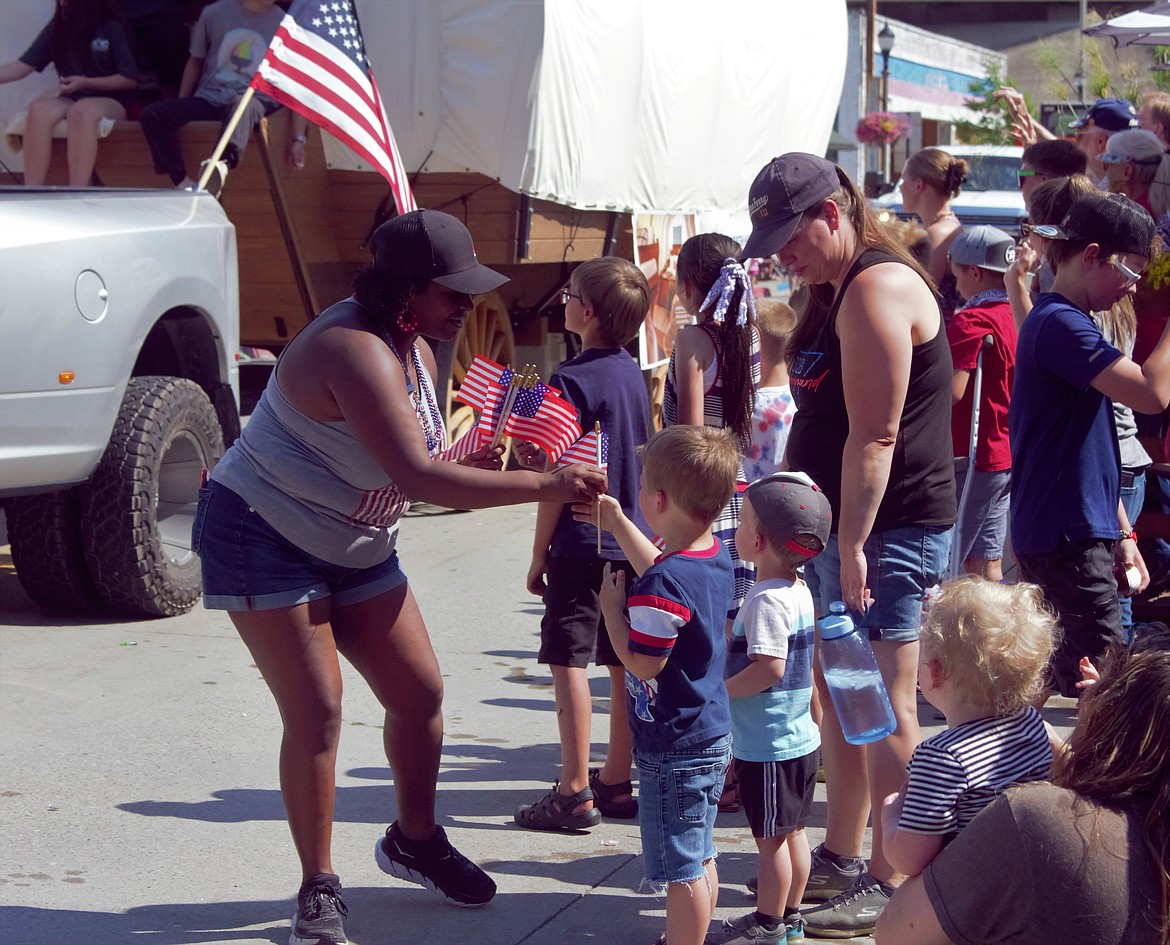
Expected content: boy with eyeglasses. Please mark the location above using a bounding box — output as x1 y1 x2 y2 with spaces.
513 257 653 830
1009 192 1164 706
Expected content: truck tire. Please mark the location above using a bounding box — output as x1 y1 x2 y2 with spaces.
80 376 225 617
6 490 103 612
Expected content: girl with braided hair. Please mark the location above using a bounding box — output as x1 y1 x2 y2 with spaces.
662 233 761 633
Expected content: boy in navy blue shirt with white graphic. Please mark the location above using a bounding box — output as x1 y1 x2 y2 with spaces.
513 257 651 831
583 424 739 945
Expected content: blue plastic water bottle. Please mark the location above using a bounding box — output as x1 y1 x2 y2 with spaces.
818 602 897 745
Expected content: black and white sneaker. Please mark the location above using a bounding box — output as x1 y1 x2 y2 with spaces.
290 873 348 945
375 822 496 906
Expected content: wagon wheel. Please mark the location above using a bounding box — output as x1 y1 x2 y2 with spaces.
648 362 668 432
452 291 515 391
449 291 516 460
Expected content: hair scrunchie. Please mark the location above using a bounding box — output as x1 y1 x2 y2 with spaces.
699 257 756 328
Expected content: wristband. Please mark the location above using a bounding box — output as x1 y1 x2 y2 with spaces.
1120 528 1137 542
291 135 307 144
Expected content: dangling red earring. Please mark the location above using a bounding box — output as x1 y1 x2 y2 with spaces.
397 310 418 333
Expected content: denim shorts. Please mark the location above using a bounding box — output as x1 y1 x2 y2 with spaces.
804 524 953 642
634 734 731 890
193 481 407 611
954 461 1011 563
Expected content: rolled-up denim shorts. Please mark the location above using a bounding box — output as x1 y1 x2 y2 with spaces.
804 524 953 642
634 734 731 890
193 480 407 611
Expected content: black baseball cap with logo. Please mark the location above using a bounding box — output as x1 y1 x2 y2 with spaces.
1043 192 1155 257
741 153 841 260
371 209 509 294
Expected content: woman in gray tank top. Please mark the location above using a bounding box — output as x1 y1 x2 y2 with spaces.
193 210 606 945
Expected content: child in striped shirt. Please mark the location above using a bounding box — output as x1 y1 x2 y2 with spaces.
879 578 1057 878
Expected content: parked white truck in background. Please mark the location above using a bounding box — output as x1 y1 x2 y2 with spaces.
0 187 240 617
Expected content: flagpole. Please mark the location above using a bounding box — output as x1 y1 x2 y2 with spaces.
489 372 523 452
196 86 256 192
594 421 602 554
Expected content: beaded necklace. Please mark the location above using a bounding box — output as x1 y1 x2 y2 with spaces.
930 209 958 225
380 325 446 455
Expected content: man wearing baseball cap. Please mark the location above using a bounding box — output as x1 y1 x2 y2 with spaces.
741 154 956 938
946 225 1018 582
1070 98 1140 187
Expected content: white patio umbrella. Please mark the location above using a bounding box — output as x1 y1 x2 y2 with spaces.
1084 4 1170 45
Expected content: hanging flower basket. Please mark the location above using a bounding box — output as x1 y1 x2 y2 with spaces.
855 111 910 145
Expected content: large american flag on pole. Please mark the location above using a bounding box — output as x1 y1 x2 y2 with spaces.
250 0 417 213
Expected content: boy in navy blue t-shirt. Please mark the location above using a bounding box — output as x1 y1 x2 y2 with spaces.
587 425 739 945
1010 192 1164 701
513 257 652 831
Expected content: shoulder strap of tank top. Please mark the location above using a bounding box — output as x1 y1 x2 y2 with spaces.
827 247 904 323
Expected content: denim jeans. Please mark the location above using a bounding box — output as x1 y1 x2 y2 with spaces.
804 525 953 642
194 481 406 611
635 734 731 889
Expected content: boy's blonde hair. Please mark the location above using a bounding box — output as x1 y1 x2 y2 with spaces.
754 298 797 348
572 257 650 347
920 577 1057 715
640 426 738 524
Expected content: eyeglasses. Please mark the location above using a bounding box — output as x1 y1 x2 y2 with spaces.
560 288 583 305
1017 169 1036 188
1111 257 1143 287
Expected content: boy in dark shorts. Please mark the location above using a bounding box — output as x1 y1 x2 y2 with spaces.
706 472 831 945
513 257 651 830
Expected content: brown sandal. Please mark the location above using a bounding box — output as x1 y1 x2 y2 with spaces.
588 767 639 819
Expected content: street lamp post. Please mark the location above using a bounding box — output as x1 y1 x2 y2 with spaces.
878 23 895 183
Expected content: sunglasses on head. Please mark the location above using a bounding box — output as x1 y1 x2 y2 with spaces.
1021 223 1061 239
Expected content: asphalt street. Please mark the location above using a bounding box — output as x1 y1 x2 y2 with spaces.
0 503 1078 945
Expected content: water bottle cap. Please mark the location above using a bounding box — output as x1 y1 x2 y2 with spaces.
819 602 856 640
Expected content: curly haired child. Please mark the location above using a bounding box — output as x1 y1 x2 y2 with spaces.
878 577 1057 878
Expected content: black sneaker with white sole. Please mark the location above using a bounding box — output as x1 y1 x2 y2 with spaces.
290 873 348 945
375 822 496 906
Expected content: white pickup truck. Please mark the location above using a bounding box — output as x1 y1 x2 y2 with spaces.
0 186 240 617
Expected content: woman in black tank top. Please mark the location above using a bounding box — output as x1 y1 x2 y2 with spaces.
740 154 956 934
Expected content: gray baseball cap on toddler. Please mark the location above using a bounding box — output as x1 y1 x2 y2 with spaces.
744 471 832 557
949 225 1016 273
